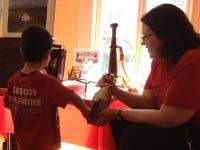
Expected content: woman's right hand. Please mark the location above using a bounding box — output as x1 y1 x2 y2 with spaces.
97 73 115 87
96 74 118 97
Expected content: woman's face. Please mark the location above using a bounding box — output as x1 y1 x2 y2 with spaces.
142 23 163 60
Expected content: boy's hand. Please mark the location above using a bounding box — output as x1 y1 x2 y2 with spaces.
82 106 92 123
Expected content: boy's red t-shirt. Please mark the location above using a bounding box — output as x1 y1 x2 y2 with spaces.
145 49 200 126
5 71 75 150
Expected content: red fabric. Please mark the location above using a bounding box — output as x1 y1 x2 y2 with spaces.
59 104 99 149
59 83 130 150
5 71 75 150
0 96 14 141
144 49 200 125
59 100 127 150
0 96 6 140
164 49 200 125
59 83 120 150
144 60 168 108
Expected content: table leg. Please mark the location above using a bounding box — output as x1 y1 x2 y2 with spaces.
6 133 10 150
0 141 2 150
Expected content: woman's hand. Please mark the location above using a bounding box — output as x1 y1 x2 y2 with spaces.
97 73 115 87
91 108 119 126
96 74 118 96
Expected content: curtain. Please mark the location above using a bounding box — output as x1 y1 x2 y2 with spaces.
188 0 200 33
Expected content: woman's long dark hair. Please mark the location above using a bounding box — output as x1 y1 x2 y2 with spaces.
141 4 200 69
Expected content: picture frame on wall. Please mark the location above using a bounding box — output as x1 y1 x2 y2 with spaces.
2 0 55 37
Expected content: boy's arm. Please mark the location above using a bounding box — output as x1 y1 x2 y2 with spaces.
70 92 91 121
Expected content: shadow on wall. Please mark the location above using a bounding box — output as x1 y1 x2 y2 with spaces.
0 37 24 88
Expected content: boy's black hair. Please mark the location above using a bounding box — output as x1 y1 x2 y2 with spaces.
21 25 53 62
141 4 200 69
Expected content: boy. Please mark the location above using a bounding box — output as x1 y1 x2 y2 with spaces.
4 26 90 150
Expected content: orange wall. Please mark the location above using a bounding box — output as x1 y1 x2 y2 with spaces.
53 0 78 79
53 0 93 79
77 0 93 48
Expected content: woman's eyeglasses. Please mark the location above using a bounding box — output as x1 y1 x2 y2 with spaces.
141 32 155 45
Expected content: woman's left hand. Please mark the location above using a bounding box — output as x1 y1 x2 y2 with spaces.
92 108 119 126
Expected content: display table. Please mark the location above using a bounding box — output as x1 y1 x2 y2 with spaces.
0 81 128 150
0 96 6 141
58 99 127 150
0 88 14 142
61 80 130 150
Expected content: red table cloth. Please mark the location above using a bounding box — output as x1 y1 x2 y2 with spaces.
0 96 14 141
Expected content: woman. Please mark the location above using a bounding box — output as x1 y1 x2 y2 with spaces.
95 4 200 150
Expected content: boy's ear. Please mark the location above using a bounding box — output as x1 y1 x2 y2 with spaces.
43 51 51 59
20 47 24 57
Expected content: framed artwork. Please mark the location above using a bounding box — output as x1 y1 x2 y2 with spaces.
74 48 99 65
2 0 55 37
74 48 99 79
